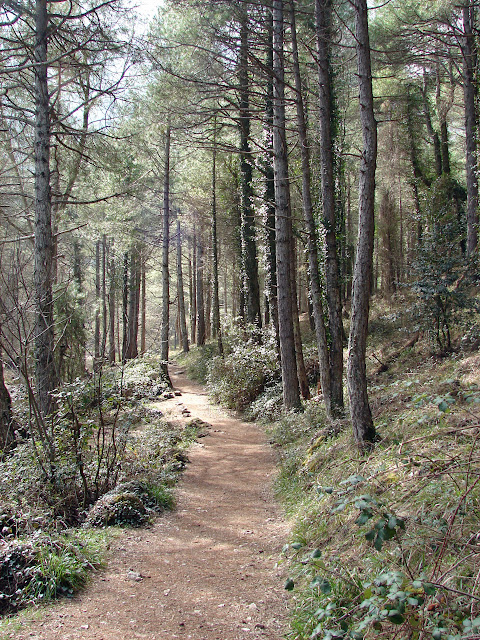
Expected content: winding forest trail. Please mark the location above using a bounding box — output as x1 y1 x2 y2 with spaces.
14 364 289 640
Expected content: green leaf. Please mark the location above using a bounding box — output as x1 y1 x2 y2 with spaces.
437 401 449 412
374 535 384 551
291 542 303 550
365 529 376 542
388 612 404 624
284 578 295 591
311 549 322 559
423 582 436 596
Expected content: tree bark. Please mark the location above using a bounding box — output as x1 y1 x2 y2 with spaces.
140 253 146 356
273 0 301 410
290 0 332 416
462 2 478 255
347 0 377 448
108 245 116 364
0 338 15 453
34 0 56 417
239 9 262 327
94 239 101 370
161 124 171 376
211 123 224 355
176 218 189 353
122 252 128 362
315 0 344 415
263 3 279 342
196 236 206 346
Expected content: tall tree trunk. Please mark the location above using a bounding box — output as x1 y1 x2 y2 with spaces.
273 0 301 410
161 125 171 379
176 218 189 353
290 0 332 415
264 3 279 341
290 229 310 400
108 246 116 364
347 0 377 448
211 123 224 355
196 237 206 347
140 254 146 356
34 0 56 417
94 239 101 370
239 9 262 327
315 0 344 415
122 252 128 362
125 247 140 361
191 230 197 344
101 235 107 359
462 1 479 255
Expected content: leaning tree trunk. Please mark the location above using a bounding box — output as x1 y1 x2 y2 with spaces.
347 0 377 449
161 125 171 383
34 0 56 417
273 0 301 410
315 0 344 416
290 0 332 415
462 2 478 255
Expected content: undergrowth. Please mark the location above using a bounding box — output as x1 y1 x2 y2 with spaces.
0 353 199 616
180 302 480 640
271 327 480 639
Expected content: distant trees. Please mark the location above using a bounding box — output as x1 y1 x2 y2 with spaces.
1 0 479 451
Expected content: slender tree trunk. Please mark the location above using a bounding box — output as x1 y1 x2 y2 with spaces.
290 229 310 400
315 0 344 415
140 254 146 356
462 2 479 255
101 235 107 359
176 218 189 353
122 252 128 362
161 125 171 379
347 0 377 448
94 240 101 370
290 0 332 415
273 0 301 410
191 230 197 344
211 123 224 355
264 3 279 341
196 237 206 347
0 337 15 453
34 0 56 417
239 10 262 327
126 248 140 360
108 247 116 364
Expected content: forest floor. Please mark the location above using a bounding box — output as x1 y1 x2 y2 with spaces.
7 364 289 640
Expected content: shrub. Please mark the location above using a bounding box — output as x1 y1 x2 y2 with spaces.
206 327 279 411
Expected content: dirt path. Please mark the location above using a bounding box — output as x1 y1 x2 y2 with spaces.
12 364 289 640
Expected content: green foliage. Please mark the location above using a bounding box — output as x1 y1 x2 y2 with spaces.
0 532 105 615
54 284 87 384
206 325 279 411
272 349 480 640
412 176 479 352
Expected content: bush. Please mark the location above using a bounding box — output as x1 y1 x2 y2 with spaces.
0 533 104 615
207 327 279 411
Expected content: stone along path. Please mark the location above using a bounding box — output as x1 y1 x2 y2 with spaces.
13 364 289 640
